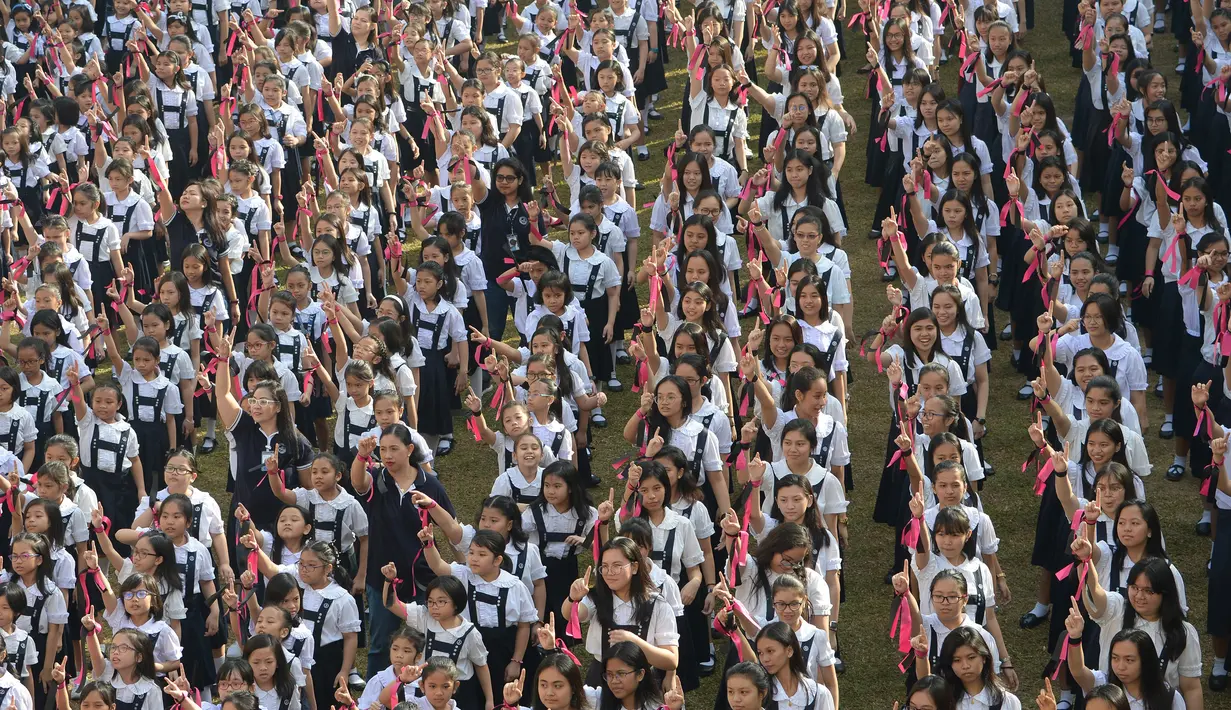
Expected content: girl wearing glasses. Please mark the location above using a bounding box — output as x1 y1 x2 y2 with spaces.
9 533 66 710
562 537 679 686
246 538 360 710
1074 541 1203 710
420 528 537 695
92 526 186 639
892 567 1001 691
907 500 1017 691
130 450 228 565
93 571 182 672
382 571 493 710
79 621 162 710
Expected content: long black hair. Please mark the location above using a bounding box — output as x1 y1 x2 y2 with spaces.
936 626 1005 706
597 642 662 710
1104 628 1176 710
242 633 296 700
1122 557 1186 662
590 538 658 635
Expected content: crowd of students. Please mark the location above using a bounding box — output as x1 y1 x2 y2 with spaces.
0 0 1220 707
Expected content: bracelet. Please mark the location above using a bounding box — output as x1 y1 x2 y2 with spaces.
1084 514 1099 525
635 410 647 421
1144 269 1154 277
357 454 372 464
511 658 523 665
1067 635 1082 646
469 408 481 416
749 479 761 487
914 648 926 658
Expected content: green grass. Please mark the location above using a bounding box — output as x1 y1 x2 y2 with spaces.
111 4 1219 707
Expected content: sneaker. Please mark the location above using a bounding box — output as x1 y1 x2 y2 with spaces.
607 378 623 392
349 671 366 692
1165 463 1186 481
1160 420 1175 439
200 436 216 454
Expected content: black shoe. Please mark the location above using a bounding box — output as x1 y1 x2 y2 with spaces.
1019 609 1049 629
648 109 664 120
586 472 602 487
637 150 650 162
1210 673 1229 692
200 437 216 454
1166 464 1186 481
1160 421 1175 439
881 267 896 282
740 303 761 319
867 228 882 241
834 657 846 674
592 413 608 428
435 438 454 456
698 663 716 678
615 350 632 365
857 63 873 74
1197 519 1213 536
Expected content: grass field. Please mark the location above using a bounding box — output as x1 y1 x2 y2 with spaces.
121 2 1221 707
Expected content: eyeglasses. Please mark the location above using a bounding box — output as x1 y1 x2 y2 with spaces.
794 231 821 239
679 376 701 386
772 600 803 611
1204 250 1231 259
653 394 681 404
931 593 965 604
1127 584 1159 596
110 644 136 654
598 562 631 574
1082 313 1104 322
494 174 518 182
249 397 278 407
297 560 325 570
603 670 638 681
9 553 38 561
920 411 944 419
123 590 151 601
529 392 554 399
165 465 194 475
17 359 40 367
426 598 452 607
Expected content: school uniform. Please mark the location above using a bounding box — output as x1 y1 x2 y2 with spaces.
225 410 314 543
105 190 157 297
912 552 997 627
758 455 848 518
173 536 217 687
2 625 36 681
449 562 537 693
79 409 139 553
548 243 621 381
253 683 299 710
291 576 362 710
452 526 547 601
490 467 544 506
407 293 466 438
402 602 488 710
631 509 705 688
143 487 224 550
12 575 65 709
0 404 35 469
768 675 834 710
1090 592 1202 689
733 556 831 627
115 362 182 494
523 503 597 639
101 607 182 665
99 662 161 710
577 591 677 685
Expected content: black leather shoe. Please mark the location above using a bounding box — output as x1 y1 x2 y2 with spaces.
1197 520 1212 536
1019 609 1049 629
1166 464 1186 481
1210 673 1229 692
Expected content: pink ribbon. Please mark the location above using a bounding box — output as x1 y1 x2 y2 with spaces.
565 599 583 639
1145 170 1181 201
889 593 912 653
900 515 921 551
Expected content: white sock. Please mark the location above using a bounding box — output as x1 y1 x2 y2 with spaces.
1201 509 1212 524
1099 223 1109 236
1030 602 1050 617
1013 348 1021 359
1165 413 1175 423
205 418 216 438
1107 244 1120 256
1215 658 1228 676
1059 690 1076 705
1174 455 1185 468
214 656 224 672
1144 347 1154 357
470 367 483 398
